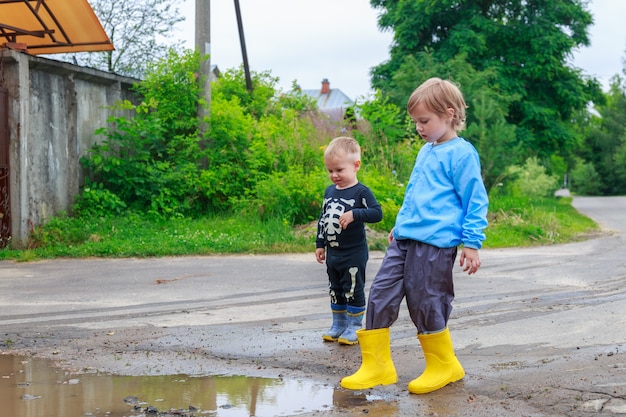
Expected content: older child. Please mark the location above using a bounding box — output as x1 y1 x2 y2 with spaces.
316 137 383 345
340 78 489 393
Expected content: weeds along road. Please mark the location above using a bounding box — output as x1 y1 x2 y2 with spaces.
0 196 625 416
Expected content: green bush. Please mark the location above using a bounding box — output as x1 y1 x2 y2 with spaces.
569 159 602 195
234 168 327 225
504 157 560 198
358 168 405 231
77 51 327 220
73 182 127 217
377 198 401 232
79 50 206 218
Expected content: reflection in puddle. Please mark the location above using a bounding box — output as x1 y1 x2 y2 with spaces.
0 354 397 416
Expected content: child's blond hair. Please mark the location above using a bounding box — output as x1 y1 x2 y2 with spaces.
407 78 467 131
324 136 361 161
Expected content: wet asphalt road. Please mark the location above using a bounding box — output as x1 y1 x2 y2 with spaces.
1 196 625 416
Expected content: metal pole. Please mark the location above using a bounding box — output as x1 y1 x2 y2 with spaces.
195 0 211 132
234 0 253 92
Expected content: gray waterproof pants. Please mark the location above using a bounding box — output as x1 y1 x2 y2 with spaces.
365 238 457 333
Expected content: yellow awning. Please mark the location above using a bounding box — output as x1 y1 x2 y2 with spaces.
0 0 114 54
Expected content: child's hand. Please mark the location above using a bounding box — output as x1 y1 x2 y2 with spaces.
460 247 481 275
388 228 395 244
339 211 354 229
315 248 326 264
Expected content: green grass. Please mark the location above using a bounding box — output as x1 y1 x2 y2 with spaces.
484 196 599 248
0 214 313 261
0 197 599 261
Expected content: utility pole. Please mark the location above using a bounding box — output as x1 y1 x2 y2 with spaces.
234 0 252 92
195 0 211 135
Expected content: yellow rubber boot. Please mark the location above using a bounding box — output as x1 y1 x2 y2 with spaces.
340 328 398 389
408 327 465 394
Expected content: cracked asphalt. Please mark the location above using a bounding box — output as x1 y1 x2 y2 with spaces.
1 196 625 416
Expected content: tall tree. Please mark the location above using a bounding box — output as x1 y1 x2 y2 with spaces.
578 75 626 195
370 0 603 160
54 0 184 78
376 51 520 190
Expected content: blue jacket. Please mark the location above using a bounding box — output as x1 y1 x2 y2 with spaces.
393 137 488 249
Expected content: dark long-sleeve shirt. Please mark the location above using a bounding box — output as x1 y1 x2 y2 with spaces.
316 182 382 252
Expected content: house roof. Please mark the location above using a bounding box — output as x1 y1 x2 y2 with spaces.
300 79 353 119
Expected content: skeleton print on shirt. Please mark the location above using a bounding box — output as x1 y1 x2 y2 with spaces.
316 183 383 252
319 197 357 248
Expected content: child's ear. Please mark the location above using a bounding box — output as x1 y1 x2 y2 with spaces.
446 107 456 122
354 160 362 170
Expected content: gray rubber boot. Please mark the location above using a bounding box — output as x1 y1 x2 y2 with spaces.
322 303 347 342
338 305 365 345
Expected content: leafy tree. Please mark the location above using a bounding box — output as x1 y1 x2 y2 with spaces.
465 89 519 191
55 0 184 78
367 51 520 189
569 158 602 195
578 75 626 194
370 0 603 160
613 141 626 189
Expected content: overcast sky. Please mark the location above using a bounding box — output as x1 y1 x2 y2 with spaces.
175 0 626 100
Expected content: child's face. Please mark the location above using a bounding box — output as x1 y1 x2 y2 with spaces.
324 152 360 190
410 103 456 144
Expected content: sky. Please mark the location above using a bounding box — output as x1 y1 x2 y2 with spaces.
174 0 626 101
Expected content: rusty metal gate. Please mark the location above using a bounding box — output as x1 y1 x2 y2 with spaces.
0 86 9 248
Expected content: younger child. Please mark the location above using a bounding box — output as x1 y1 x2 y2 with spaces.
340 78 489 393
316 136 383 345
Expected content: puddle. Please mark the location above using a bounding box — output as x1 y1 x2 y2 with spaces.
0 354 396 416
